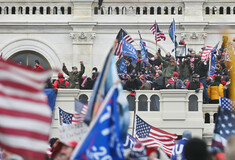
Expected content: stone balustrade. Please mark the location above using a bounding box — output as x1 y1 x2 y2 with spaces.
50 89 218 145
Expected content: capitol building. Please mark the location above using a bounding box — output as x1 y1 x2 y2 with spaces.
0 0 235 145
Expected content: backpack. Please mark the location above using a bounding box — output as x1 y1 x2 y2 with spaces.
57 80 66 88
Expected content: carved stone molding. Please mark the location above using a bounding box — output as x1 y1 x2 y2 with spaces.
180 32 207 44
69 32 96 44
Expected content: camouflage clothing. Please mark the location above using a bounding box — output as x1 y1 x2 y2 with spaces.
62 63 85 89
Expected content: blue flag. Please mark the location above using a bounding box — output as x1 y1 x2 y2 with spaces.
123 134 138 149
118 57 127 74
139 34 149 65
44 89 57 112
84 48 130 139
169 19 178 46
71 86 125 160
122 39 138 63
209 42 219 76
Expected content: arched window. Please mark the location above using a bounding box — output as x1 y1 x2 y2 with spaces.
138 95 148 111
115 7 119 15
205 7 210 14
26 7 30 14
32 7 37 14
234 7 235 14
136 7 140 15
205 113 210 123
212 6 217 14
18 7 23 14
178 6 182 15
39 7 43 14
60 7 64 14
46 7 50 14
122 7 126 15
108 7 112 15
127 95 136 111
227 7 231 14
157 7 161 14
9 50 51 69
4 7 9 14
164 6 168 14
0 7 2 14
143 7 147 15
188 95 198 111
12 7 16 14
101 6 105 15
78 94 88 105
53 7 57 14
150 95 160 111
150 7 154 15
68 7 72 14
219 7 224 14
129 6 134 14
171 7 175 15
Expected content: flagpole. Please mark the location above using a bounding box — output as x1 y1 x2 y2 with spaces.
173 19 176 57
155 20 158 54
132 106 136 137
208 52 212 77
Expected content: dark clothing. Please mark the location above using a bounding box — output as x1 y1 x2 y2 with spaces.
186 81 202 90
127 64 134 74
181 60 192 80
152 76 165 90
193 61 208 78
62 63 85 89
124 79 141 91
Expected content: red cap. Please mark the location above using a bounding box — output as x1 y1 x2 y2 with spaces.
51 141 78 158
140 75 145 81
172 72 179 77
221 80 227 86
58 72 64 78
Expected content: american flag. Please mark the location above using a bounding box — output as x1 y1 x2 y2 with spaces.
201 46 214 61
114 28 134 56
211 97 235 152
0 59 53 159
75 98 88 115
135 115 177 156
58 107 84 125
150 23 166 42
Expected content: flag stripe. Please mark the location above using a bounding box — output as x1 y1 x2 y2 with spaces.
201 46 214 61
150 24 166 42
0 127 48 141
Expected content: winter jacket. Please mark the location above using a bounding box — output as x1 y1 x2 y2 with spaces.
53 78 69 89
207 83 224 100
62 63 85 89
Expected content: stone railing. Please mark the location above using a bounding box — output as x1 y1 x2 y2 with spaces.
51 89 218 144
203 3 235 15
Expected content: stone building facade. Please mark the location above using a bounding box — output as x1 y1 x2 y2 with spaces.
0 0 234 76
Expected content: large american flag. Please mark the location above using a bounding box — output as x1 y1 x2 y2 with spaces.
211 97 235 152
150 23 166 42
114 28 134 56
0 59 53 159
201 46 214 61
135 115 177 155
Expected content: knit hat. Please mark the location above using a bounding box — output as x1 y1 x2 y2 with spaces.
182 130 192 140
58 72 64 78
172 72 179 77
72 66 78 70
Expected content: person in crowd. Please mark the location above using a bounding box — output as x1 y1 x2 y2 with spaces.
62 61 85 89
152 70 165 90
33 60 44 71
124 75 141 91
181 55 192 81
165 52 172 62
136 57 145 73
171 130 192 160
126 142 148 160
158 52 179 84
207 76 224 104
149 49 162 67
184 138 209 160
186 74 203 93
45 77 53 89
52 140 78 160
53 73 69 89
193 54 209 103
126 59 134 75
139 75 152 90
166 72 185 89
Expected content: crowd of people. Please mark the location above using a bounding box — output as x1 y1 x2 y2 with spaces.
42 44 230 105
